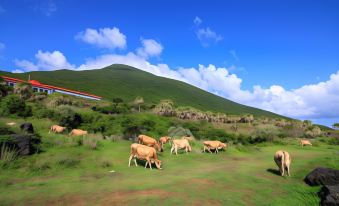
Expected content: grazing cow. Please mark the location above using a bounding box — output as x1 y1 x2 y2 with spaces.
128 143 162 170
6 122 16 126
138 135 161 152
274 150 291 176
300 139 312 147
69 129 88 136
170 139 192 155
159 136 171 151
49 125 66 134
203 140 227 154
20 123 34 134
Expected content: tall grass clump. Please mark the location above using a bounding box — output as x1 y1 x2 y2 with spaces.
0 144 18 168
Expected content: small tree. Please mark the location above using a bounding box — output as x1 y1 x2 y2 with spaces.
0 77 11 97
332 123 339 129
133 96 144 112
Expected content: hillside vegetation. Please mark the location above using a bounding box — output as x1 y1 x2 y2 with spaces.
0 64 285 118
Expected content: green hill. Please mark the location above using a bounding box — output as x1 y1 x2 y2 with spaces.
0 64 287 118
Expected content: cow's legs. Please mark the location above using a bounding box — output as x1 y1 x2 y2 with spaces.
215 148 219 154
208 147 212 154
203 146 206 153
134 157 138 167
128 155 133 167
146 157 152 170
175 147 178 155
170 146 174 155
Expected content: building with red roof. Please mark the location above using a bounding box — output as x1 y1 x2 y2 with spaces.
2 76 102 101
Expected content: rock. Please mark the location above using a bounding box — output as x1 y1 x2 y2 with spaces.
305 167 339 186
20 123 34 134
320 185 339 206
9 134 41 155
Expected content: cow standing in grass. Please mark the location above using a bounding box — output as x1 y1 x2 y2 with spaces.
69 129 88 136
128 143 162 170
159 136 171 151
274 150 291 176
138 135 161 152
170 139 192 155
203 140 227 154
49 125 66 134
300 139 312 147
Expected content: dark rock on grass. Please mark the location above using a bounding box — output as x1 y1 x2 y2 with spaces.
305 168 339 186
319 185 339 206
9 134 41 155
20 123 34 134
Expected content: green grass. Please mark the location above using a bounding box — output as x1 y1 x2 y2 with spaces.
0 64 286 118
0 118 337 205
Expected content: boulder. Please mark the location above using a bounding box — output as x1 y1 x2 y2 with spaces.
320 185 339 206
305 167 339 186
20 123 34 134
8 134 41 155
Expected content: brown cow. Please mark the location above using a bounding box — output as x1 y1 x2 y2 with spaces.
69 129 88 136
49 125 66 134
128 143 162 170
170 139 192 155
159 136 171 151
274 150 291 176
300 139 312 147
138 135 161 152
203 140 227 154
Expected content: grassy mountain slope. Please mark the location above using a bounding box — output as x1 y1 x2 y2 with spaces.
0 64 286 118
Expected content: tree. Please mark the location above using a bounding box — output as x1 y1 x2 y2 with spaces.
14 82 32 100
133 96 144 112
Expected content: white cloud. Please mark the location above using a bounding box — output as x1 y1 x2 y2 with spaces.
12 69 24 73
136 39 163 58
76 27 127 49
15 50 75 71
196 27 223 47
193 17 223 47
193 16 202 26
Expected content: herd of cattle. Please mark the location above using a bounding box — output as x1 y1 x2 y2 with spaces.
7 122 314 176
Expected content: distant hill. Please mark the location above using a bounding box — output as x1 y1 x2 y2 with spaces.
0 64 288 118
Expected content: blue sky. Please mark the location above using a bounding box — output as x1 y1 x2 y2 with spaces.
0 0 338 126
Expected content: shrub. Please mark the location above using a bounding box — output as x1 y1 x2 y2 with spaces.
55 106 82 129
0 95 32 117
32 104 55 119
252 125 279 142
328 137 339 145
29 159 51 173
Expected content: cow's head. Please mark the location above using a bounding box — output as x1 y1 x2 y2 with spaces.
154 159 162 169
155 142 162 152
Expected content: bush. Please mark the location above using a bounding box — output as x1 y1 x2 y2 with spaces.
55 106 82 129
0 95 32 117
252 125 279 142
32 104 55 119
328 137 339 145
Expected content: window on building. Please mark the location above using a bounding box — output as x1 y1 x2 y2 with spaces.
33 88 38 92
39 88 43 92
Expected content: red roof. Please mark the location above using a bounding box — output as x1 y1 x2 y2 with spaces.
2 76 102 99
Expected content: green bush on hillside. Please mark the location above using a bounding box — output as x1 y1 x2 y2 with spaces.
0 95 32 117
54 106 82 129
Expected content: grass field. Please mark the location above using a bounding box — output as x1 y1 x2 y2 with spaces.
0 118 338 206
